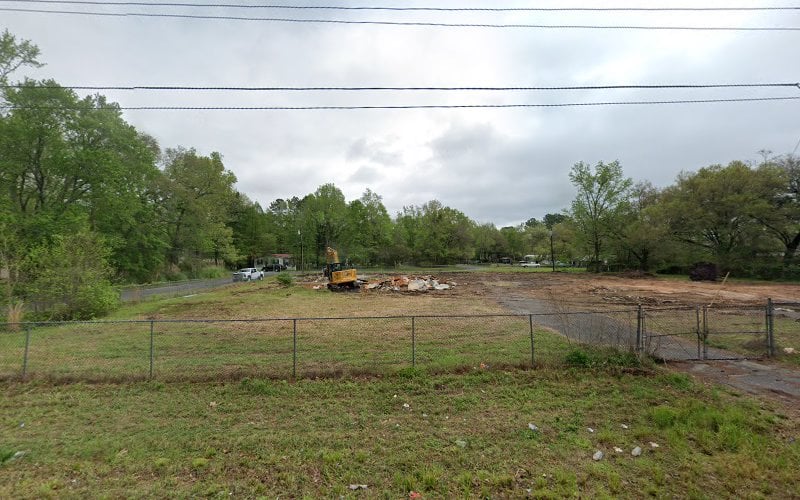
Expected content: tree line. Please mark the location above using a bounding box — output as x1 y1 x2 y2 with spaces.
1 30 798 319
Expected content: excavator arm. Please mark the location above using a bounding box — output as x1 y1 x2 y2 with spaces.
325 247 339 264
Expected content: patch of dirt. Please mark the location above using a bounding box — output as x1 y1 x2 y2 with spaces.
446 271 800 411
433 271 800 308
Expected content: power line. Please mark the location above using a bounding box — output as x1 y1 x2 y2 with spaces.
3 0 799 12
4 83 800 91
2 7 799 30
6 95 800 111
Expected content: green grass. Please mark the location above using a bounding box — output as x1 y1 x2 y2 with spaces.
2 274 799 496
1 368 797 498
0 314 576 382
0 280 580 382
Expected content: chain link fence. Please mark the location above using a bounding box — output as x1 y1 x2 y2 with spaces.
642 306 703 360
772 301 800 365
0 313 602 382
642 303 786 361
0 301 790 382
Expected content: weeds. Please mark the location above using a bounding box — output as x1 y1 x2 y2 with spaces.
565 347 641 369
276 272 294 286
5 301 23 330
2 370 797 497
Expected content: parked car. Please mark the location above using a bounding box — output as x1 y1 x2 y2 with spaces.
232 267 264 282
520 262 541 268
262 263 287 272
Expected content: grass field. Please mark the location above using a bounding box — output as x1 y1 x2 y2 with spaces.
1 281 583 382
2 368 798 498
2 274 800 497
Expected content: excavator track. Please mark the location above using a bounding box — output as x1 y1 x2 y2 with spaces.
327 282 360 292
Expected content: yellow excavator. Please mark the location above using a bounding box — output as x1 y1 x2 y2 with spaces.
324 247 358 290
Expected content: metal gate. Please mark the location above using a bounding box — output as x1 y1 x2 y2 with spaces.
641 304 772 361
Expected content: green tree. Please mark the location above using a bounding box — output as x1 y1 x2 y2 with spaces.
660 161 777 271
500 225 526 260
751 155 800 271
161 148 238 268
300 184 349 267
390 206 420 266
550 221 577 266
543 213 567 230
0 29 43 85
0 199 21 308
608 181 670 271
472 223 504 262
230 194 274 267
0 81 166 282
345 189 392 265
266 196 302 255
415 200 474 265
568 160 633 272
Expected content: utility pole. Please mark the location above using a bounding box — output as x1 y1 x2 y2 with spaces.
549 230 556 272
298 229 303 271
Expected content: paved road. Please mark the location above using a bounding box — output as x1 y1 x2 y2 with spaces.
497 295 639 351
675 359 800 401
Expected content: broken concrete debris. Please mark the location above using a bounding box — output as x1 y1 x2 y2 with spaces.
362 275 456 293
408 279 427 291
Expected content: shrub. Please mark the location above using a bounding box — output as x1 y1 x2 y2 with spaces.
23 228 120 320
565 347 641 369
199 266 228 279
276 272 293 287
689 262 717 281
565 349 591 367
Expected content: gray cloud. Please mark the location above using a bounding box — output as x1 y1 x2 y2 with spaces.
4 5 797 226
348 165 381 184
346 137 404 166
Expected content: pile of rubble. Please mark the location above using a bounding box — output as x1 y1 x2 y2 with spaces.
363 275 455 292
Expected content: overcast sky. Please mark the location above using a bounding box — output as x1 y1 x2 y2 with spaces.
4 1 799 226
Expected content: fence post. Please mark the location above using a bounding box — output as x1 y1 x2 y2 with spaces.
695 306 701 360
22 325 30 378
636 305 643 354
702 306 709 360
292 319 297 378
149 320 155 380
411 316 416 368
529 314 535 367
766 298 774 357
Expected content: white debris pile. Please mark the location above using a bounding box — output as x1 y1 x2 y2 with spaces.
363 275 456 292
